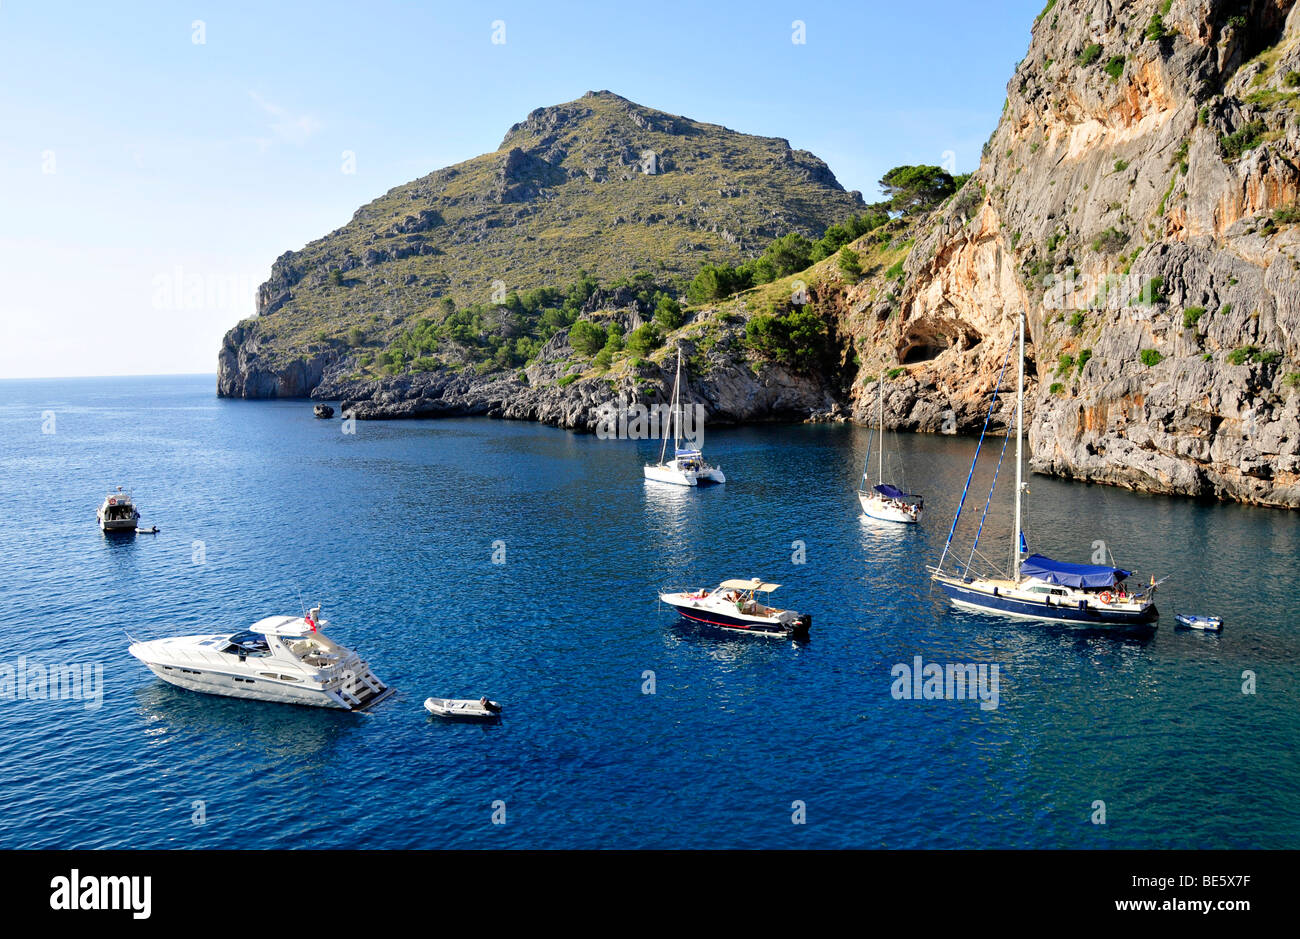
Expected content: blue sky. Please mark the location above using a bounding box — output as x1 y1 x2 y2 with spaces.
0 0 1042 378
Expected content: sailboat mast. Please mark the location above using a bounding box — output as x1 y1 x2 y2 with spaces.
877 382 884 484
1012 311 1024 585
658 349 679 465
673 348 682 449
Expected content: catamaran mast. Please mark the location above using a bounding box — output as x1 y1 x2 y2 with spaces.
658 348 681 465
877 381 884 484
1012 311 1024 585
673 348 682 450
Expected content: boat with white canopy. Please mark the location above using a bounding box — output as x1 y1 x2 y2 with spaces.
659 578 810 637
644 348 725 486
928 311 1159 627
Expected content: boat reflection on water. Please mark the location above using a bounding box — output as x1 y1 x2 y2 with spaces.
642 471 718 562
131 681 355 763
943 604 1159 648
664 616 810 659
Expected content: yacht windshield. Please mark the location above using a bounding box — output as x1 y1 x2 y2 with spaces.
222 631 270 656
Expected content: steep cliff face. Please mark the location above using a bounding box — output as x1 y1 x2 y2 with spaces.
843 0 1300 507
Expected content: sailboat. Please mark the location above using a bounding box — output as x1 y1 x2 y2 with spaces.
644 348 725 486
929 311 1159 626
857 381 922 523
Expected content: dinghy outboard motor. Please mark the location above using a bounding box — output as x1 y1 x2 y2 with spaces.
794 614 812 636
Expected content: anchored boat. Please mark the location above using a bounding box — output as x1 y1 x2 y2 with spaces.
644 348 725 486
97 487 141 533
659 578 810 637
128 606 392 710
929 311 1159 627
1175 613 1223 632
424 696 502 720
857 381 923 523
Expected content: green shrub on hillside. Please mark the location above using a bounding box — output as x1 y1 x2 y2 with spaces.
838 246 862 278
653 294 684 329
687 263 747 303
1220 120 1267 160
568 319 607 356
762 233 815 277
626 323 660 356
744 307 829 372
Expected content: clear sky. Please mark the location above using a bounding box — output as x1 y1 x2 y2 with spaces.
0 0 1042 379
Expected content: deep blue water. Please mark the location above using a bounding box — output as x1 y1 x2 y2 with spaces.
0 374 1296 849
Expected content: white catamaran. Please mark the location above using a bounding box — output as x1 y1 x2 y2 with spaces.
857 380 923 523
644 348 725 486
929 311 1159 627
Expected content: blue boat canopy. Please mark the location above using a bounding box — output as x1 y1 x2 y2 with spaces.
675 449 701 458
1019 553 1132 588
874 484 911 499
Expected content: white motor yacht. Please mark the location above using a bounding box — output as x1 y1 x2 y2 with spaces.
97 487 141 532
128 607 392 710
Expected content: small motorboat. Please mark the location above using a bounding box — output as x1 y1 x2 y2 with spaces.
97 486 141 533
1175 613 1223 632
128 605 392 710
136 523 159 534
659 578 811 638
424 696 502 720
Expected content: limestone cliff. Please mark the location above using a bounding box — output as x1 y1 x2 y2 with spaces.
841 0 1300 507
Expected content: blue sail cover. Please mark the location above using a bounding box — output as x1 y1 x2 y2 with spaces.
675 449 701 458
874 484 910 499
1019 553 1131 588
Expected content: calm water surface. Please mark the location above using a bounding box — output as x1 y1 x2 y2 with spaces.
0 374 1296 848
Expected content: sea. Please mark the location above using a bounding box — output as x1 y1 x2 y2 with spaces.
0 373 1296 849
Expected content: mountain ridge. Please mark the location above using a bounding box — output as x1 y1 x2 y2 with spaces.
218 90 865 398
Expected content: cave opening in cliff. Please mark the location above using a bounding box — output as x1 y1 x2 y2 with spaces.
898 324 983 364
902 343 944 364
